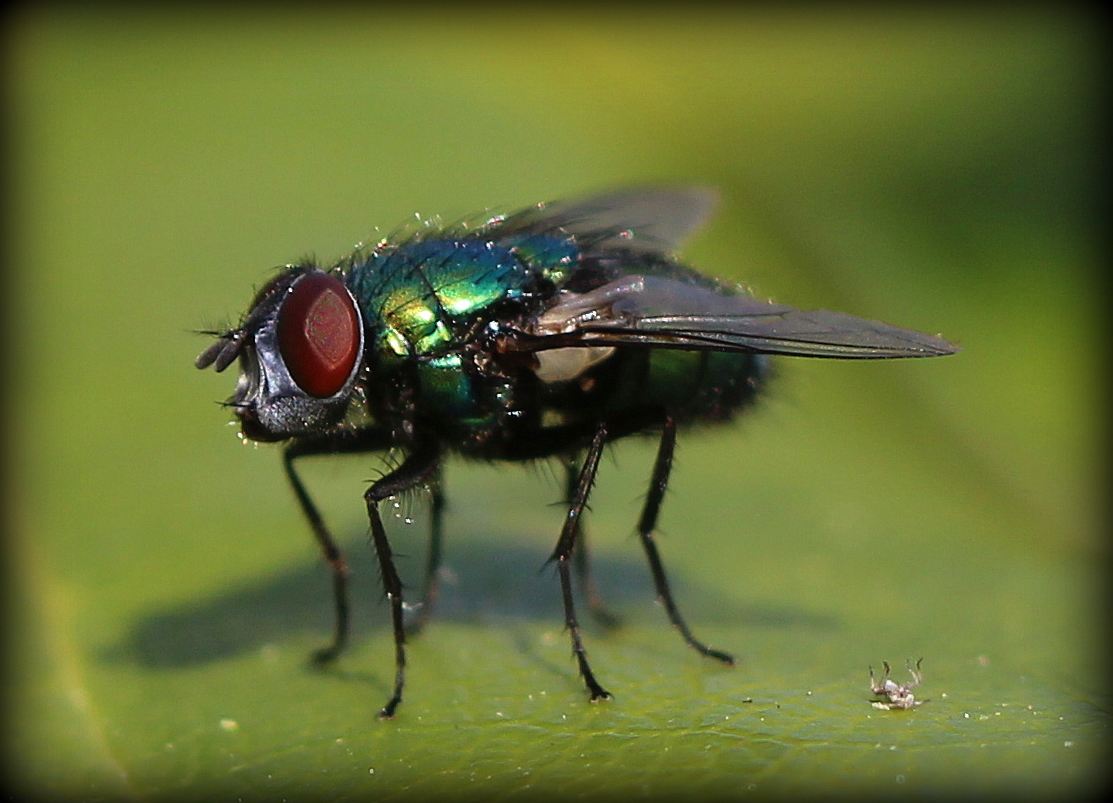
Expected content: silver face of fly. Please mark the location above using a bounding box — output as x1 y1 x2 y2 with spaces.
198 267 365 442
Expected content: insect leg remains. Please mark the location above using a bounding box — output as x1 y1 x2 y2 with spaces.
636 415 735 665
550 424 612 701
364 440 442 719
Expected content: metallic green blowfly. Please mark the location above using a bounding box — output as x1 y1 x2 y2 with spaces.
196 188 957 718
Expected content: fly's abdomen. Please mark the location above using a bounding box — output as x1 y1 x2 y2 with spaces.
639 349 770 422
548 347 770 429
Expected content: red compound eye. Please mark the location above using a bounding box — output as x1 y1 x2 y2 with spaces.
277 272 361 397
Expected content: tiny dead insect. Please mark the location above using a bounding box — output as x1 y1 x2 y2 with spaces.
197 188 957 719
869 658 926 710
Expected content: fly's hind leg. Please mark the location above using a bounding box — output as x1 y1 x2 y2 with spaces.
636 414 735 665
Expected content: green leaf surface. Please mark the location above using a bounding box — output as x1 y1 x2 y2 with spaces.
8 7 1105 800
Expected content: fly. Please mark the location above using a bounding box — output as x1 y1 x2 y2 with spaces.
196 187 958 718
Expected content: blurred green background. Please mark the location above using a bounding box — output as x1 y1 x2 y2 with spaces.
7 6 1104 800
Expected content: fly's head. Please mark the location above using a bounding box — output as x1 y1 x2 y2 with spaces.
196 266 365 442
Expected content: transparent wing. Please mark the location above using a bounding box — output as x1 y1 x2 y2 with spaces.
514 276 958 359
490 186 719 255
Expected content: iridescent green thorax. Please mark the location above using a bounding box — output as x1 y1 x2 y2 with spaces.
345 236 574 366
502 234 578 286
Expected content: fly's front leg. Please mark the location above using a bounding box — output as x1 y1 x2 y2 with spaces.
365 440 442 719
284 429 394 666
637 414 734 665
550 424 612 701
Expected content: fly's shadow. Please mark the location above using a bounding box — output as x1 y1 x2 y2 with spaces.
115 524 839 670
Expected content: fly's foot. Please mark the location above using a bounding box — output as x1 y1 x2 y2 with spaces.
589 685 613 702
704 647 736 666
